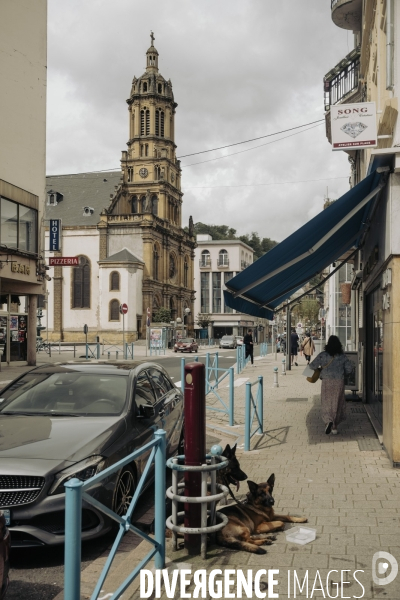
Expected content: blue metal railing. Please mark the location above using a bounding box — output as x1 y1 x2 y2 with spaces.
205 353 234 426
150 343 166 356
244 376 264 451
124 342 134 359
260 342 268 357
85 343 100 360
236 344 251 374
64 430 166 600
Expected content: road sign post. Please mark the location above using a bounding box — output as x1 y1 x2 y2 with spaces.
120 304 128 352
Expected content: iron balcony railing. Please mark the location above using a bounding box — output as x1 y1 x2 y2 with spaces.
324 47 360 108
217 257 229 267
199 257 211 268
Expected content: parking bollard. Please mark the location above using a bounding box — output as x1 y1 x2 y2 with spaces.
273 366 279 388
107 351 110 360
282 358 286 376
116 351 119 360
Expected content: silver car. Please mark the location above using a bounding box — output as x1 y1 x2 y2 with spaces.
0 361 183 547
219 335 237 349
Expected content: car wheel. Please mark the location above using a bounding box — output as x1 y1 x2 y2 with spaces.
174 349 177 353
195 349 198 353
113 466 136 516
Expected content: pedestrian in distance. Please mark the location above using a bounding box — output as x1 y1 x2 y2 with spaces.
290 328 299 366
243 328 254 365
301 331 315 365
309 335 354 435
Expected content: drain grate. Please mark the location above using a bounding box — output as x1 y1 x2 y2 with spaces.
286 398 309 402
357 438 382 451
350 407 366 414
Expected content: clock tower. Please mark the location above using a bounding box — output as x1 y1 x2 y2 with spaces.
104 34 196 338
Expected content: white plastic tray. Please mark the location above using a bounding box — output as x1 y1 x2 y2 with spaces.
285 526 316 545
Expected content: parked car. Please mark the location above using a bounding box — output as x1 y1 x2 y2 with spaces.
236 336 244 346
219 335 237 349
173 338 198 353
0 361 183 547
0 512 10 599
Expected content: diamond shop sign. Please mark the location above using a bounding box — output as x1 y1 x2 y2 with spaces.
330 102 377 150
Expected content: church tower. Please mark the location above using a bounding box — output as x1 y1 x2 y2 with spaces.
105 33 196 338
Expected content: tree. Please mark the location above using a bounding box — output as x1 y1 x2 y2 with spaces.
196 313 212 329
153 307 172 323
292 298 320 328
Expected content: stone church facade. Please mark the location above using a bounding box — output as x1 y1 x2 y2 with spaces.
44 36 196 342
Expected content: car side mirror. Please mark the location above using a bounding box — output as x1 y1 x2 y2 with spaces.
138 404 155 419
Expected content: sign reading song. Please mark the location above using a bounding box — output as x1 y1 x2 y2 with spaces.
49 219 61 251
330 102 377 150
49 257 79 266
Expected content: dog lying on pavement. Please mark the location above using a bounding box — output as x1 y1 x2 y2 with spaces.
216 474 307 554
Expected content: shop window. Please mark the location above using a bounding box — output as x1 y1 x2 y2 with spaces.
109 299 120 321
72 256 90 308
110 271 120 291
0 197 38 253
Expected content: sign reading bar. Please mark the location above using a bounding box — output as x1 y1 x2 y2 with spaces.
49 219 61 251
49 257 79 266
330 102 377 150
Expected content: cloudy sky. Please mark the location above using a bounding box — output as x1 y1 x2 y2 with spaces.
47 0 353 243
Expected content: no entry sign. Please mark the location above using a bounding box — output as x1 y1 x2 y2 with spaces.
120 303 128 315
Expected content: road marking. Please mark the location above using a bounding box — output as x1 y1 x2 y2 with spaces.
226 377 249 388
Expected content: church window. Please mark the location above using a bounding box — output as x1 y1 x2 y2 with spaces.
140 196 146 212
160 111 164 137
146 110 150 135
143 82 148 92
145 144 149 157
184 256 189 288
153 245 159 280
109 299 120 322
131 195 138 213
158 83 162 94
155 109 159 136
141 108 150 136
72 256 90 309
152 195 158 216
110 271 120 291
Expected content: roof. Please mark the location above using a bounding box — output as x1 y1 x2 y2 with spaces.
45 171 122 226
195 239 254 252
100 248 144 264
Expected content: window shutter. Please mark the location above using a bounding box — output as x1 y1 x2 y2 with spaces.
110 300 119 321
73 267 82 308
82 264 90 308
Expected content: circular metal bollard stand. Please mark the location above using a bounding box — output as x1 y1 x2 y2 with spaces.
166 446 230 558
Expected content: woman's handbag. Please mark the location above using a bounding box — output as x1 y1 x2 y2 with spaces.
306 356 335 383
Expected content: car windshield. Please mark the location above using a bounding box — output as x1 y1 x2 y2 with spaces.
178 339 192 343
0 373 128 416
222 336 233 341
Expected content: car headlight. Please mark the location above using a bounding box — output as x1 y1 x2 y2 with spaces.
49 455 106 495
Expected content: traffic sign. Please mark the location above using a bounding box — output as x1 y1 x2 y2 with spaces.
120 303 128 315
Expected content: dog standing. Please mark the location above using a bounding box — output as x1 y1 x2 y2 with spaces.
217 474 307 554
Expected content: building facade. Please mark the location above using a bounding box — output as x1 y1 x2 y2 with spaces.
44 37 195 342
193 235 258 339
0 0 47 365
325 0 400 464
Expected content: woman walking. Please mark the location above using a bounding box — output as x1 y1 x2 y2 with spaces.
309 335 354 435
301 332 315 364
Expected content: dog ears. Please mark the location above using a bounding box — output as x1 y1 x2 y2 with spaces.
247 480 258 495
267 473 275 487
222 443 236 457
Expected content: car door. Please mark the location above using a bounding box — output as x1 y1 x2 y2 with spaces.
147 367 183 456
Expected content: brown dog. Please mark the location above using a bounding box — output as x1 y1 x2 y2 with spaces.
216 474 307 554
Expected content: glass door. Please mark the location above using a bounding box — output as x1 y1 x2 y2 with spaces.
366 288 383 427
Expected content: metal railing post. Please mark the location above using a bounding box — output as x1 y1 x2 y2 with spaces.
215 352 219 389
171 457 178 551
257 376 263 434
229 367 234 426
73 344 76 358
154 429 166 569
85 344 88 360
64 478 83 600
59 340 61 354
236 346 240 374
245 382 251 451
116 351 119 360
201 468 208 559
205 353 209 394
96 343 100 359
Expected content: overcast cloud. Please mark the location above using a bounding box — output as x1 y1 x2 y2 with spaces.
47 0 352 242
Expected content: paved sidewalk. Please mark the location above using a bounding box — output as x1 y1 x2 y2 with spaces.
64 355 400 600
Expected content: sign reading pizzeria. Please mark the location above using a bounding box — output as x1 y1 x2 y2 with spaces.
330 101 377 150
49 257 79 266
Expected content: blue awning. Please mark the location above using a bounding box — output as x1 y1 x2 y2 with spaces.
224 168 388 320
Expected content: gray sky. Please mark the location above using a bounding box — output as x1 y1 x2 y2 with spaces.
47 0 352 242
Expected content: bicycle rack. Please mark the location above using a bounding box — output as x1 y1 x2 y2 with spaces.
166 445 229 559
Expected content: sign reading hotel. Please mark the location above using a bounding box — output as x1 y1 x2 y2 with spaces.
49 257 79 266
49 219 61 251
330 102 377 150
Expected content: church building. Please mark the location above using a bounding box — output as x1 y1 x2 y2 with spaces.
44 35 196 341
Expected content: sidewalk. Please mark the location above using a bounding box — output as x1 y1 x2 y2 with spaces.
70 354 400 600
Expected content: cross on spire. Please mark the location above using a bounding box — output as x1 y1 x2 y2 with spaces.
150 31 155 46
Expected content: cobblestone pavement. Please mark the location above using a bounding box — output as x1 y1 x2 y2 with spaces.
54 355 400 598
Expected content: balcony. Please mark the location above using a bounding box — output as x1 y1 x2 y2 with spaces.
199 257 211 268
324 46 362 145
241 260 250 270
331 0 362 32
217 257 230 268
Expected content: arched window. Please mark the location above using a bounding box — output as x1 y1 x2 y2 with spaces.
170 297 177 321
140 196 146 212
153 244 159 280
200 250 210 268
72 256 90 308
109 299 120 321
131 195 138 213
184 256 189 287
143 82 148 92
218 249 229 267
110 271 120 291
140 108 150 135
152 195 158 215
155 109 165 137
